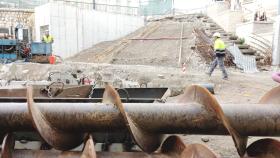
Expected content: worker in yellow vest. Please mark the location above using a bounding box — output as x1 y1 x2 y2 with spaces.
207 32 228 80
42 30 54 43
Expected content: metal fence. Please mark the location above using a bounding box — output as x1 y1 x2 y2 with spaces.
93 0 173 16
0 0 175 16
55 0 94 10
94 3 139 16
0 0 48 9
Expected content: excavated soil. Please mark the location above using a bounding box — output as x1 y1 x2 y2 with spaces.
68 14 205 71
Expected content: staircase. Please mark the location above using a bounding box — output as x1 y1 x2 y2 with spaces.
199 15 260 73
202 17 257 55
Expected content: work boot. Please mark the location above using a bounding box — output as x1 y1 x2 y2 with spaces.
223 76 228 80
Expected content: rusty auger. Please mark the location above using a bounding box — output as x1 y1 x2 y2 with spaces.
0 85 279 158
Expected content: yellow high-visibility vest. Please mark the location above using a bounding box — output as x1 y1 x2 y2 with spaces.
214 38 226 51
43 35 54 43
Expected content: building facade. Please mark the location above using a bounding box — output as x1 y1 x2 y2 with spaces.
0 8 34 41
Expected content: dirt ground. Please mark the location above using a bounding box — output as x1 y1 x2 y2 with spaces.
68 15 203 68
1 14 279 157
1 62 279 157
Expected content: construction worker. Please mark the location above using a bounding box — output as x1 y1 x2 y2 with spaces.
207 32 228 80
42 30 54 43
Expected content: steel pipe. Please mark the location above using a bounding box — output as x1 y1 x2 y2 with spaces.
0 102 279 136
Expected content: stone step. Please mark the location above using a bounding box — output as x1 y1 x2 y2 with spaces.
204 21 215 24
223 40 233 44
231 39 243 45
221 33 229 36
196 15 204 19
229 36 238 40
256 56 264 61
203 17 258 57
211 30 226 35
209 26 222 30
241 49 257 55
210 24 217 27
210 29 225 33
237 44 250 49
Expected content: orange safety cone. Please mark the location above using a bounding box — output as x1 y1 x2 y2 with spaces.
49 55 56 64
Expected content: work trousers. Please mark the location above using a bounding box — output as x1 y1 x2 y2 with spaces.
208 56 228 78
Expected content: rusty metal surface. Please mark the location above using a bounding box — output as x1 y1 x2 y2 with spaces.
178 85 248 155
0 102 280 135
12 150 217 158
27 87 84 151
0 85 279 157
0 87 168 103
259 86 280 104
0 85 92 98
244 139 280 158
102 85 164 153
5 134 217 158
1 133 14 158
92 88 168 99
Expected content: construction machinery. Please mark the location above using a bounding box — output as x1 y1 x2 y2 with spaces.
0 25 28 62
0 38 52 63
0 25 52 63
0 39 19 60
28 42 52 63
0 84 278 157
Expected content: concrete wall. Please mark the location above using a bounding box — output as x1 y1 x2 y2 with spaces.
207 2 243 33
241 0 277 22
35 2 144 58
0 8 34 37
236 21 274 43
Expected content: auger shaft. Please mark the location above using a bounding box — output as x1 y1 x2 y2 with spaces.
0 102 280 136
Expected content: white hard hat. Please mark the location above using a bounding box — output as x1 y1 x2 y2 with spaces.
213 32 221 38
